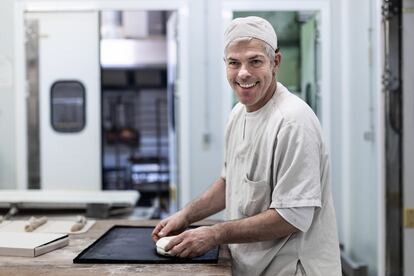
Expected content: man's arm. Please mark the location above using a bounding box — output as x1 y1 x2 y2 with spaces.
152 177 226 241
182 177 226 223
212 208 299 244
166 208 299 258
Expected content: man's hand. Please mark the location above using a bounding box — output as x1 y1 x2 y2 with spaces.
152 177 226 243
152 211 190 242
164 226 219 258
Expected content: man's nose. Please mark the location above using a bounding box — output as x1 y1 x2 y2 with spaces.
238 64 251 79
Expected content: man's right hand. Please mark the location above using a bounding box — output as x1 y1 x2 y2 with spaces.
152 210 190 242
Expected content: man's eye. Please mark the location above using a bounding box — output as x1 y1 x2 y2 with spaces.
228 61 239 67
251 59 262 66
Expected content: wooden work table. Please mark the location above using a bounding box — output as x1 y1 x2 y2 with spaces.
0 219 232 276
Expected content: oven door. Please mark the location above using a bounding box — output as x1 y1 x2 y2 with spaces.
25 11 101 190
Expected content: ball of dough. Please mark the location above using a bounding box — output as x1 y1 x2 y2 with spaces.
156 235 176 256
156 246 172 256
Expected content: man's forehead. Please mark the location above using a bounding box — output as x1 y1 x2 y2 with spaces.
226 52 267 60
225 40 268 60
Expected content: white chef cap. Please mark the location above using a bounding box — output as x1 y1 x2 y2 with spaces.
224 16 278 51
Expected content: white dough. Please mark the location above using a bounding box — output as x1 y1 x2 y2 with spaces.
155 235 176 256
156 246 172 256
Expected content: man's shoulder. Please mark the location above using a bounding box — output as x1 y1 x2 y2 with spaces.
264 85 323 140
272 86 319 128
231 102 244 114
224 102 244 134
228 102 245 121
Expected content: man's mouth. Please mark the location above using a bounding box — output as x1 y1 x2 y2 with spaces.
237 81 258 89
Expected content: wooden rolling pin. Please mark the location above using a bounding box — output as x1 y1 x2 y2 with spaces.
24 216 48 232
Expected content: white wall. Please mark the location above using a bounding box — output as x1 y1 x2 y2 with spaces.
0 0 16 189
329 0 344 244
335 0 382 275
182 0 227 218
186 0 225 204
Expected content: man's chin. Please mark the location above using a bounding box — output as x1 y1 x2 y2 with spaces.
238 100 254 108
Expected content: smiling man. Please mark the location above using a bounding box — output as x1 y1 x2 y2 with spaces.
152 16 341 276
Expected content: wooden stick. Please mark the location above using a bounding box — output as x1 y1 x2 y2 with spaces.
24 216 48 232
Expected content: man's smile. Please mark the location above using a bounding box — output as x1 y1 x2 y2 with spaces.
237 81 259 89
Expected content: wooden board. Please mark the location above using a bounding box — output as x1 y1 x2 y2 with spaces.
0 219 95 234
0 232 69 257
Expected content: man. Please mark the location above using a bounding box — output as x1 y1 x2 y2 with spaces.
152 16 341 275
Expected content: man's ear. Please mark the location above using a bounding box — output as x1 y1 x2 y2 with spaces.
273 50 281 75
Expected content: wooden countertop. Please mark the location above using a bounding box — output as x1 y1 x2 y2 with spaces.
0 219 232 276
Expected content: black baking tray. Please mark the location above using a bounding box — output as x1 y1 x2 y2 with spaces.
73 225 219 264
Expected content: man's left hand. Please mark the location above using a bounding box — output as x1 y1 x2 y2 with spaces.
164 226 219 258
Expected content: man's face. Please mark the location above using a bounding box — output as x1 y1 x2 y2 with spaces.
225 39 279 112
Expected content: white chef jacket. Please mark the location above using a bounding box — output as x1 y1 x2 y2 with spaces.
221 82 341 276
242 101 315 233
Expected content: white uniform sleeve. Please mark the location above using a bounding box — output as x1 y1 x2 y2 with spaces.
269 122 322 209
276 207 315 232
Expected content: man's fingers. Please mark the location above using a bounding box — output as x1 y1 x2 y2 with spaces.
179 247 192 258
165 235 183 252
152 222 163 234
152 227 160 238
152 221 167 241
152 232 161 242
158 224 174 238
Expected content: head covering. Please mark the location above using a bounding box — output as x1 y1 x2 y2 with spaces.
224 16 278 51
